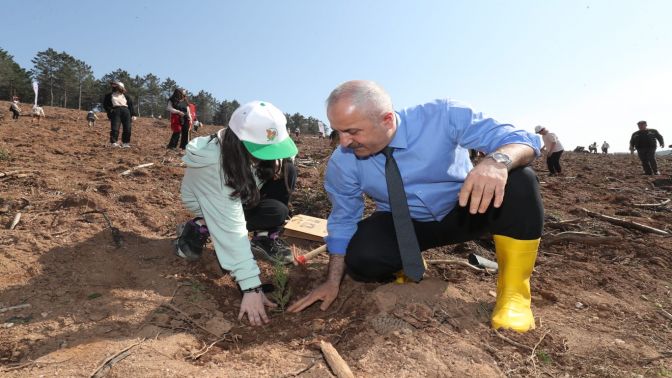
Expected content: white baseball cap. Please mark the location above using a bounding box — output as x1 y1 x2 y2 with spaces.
228 101 298 160
534 125 546 134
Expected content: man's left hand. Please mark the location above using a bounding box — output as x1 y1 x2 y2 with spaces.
458 158 508 214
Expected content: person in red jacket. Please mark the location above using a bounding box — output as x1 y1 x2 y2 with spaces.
166 88 192 150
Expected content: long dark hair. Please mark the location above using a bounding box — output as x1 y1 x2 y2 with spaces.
217 129 295 207
169 88 187 106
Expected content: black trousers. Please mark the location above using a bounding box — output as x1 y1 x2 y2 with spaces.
546 150 563 174
11 109 20 119
167 115 191 149
243 162 297 232
344 167 544 282
109 107 132 143
636 148 658 175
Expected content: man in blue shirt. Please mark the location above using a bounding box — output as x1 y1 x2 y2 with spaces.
288 80 543 333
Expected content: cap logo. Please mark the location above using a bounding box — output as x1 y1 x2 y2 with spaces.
266 128 278 141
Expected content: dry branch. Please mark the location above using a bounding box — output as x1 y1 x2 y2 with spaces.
581 208 669 235
120 163 154 176
632 199 670 208
89 338 144 378
494 330 533 352
319 340 354 378
0 303 31 313
160 303 222 339
543 231 620 246
659 309 672 322
8 212 21 230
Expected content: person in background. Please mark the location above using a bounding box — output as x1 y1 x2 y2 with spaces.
294 127 301 139
601 141 610 154
289 80 543 333
103 81 137 148
629 120 664 175
9 96 22 121
31 104 45 124
535 125 564 176
166 88 192 151
588 142 597 154
175 100 298 326
87 110 98 127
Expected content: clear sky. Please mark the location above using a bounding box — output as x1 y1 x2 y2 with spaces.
4 0 672 152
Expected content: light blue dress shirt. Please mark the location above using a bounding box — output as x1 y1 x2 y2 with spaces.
324 99 541 255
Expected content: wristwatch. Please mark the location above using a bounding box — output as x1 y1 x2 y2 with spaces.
485 152 513 170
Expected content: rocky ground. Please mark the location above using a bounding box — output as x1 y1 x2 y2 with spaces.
0 103 671 377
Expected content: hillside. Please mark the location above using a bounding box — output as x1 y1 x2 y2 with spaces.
0 103 671 377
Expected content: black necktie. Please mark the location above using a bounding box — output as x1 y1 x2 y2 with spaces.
382 147 424 282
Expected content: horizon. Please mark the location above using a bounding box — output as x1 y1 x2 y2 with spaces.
3 0 672 153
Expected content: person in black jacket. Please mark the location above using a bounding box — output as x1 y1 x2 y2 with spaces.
103 81 138 148
629 120 664 175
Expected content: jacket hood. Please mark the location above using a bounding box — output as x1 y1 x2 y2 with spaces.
182 129 224 168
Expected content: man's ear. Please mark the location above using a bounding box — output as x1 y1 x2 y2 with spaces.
382 111 395 130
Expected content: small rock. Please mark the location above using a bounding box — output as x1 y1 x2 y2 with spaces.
311 319 325 332
205 316 233 337
3 322 14 328
614 338 625 344
41 312 48 318
575 302 585 309
488 290 497 298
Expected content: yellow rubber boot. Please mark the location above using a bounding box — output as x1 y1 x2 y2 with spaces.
394 257 428 284
491 235 539 332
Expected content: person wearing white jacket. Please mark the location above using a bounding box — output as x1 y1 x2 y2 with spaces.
176 100 298 326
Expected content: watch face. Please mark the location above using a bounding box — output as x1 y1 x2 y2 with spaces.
491 152 511 165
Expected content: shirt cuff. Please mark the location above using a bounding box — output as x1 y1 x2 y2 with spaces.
326 236 350 255
237 275 262 291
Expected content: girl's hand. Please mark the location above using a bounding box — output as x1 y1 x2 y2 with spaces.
238 291 277 326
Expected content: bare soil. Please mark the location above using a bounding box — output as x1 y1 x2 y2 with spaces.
0 103 671 377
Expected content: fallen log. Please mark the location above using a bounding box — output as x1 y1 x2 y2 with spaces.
543 231 621 246
320 340 354 378
581 208 669 236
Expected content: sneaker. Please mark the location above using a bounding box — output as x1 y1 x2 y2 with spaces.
122 143 131 148
250 232 293 264
174 218 209 261
110 142 120 147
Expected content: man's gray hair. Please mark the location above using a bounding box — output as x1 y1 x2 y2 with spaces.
326 80 393 120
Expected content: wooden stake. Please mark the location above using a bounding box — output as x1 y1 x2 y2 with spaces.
319 340 354 378
293 244 327 265
582 208 669 235
120 163 154 176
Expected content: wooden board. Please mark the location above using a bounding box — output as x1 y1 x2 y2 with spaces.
284 214 327 242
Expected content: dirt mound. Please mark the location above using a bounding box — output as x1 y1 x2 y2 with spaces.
0 103 671 376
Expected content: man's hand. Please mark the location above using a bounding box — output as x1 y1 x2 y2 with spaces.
458 158 508 214
238 291 277 326
287 281 340 312
288 254 345 312
131 116 137 121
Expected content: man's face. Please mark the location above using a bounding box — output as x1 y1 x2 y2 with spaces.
638 123 647 130
327 99 394 157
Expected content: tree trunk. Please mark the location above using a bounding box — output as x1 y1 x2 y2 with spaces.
78 82 82 110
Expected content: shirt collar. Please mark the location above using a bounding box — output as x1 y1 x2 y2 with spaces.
388 112 408 150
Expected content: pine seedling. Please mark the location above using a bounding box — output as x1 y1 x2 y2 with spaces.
270 260 292 312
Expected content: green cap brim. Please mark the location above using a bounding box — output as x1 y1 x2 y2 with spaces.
243 138 298 160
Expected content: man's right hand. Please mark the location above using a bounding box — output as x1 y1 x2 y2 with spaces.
287 281 340 312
